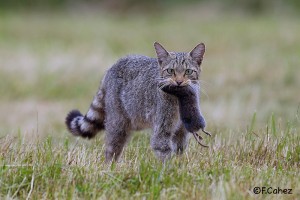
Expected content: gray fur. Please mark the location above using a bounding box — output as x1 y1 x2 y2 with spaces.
66 42 206 162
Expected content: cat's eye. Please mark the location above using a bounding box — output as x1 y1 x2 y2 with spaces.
185 69 193 75
166 68 174 74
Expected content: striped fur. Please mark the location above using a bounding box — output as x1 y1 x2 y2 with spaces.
65 89 105 139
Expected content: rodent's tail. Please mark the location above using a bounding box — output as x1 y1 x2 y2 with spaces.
65 88 105 139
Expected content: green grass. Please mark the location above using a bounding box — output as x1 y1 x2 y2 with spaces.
1 120 299 199
0 5 300 199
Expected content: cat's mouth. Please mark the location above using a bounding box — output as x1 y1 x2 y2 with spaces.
158 81 189 91
175 85 187 88
159 83 186 92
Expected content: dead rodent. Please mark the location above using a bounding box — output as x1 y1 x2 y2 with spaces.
162 85 211 146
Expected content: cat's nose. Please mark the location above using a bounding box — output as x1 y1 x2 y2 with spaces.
176 81 183 86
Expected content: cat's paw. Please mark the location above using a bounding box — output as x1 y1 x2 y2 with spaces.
151 142 172 161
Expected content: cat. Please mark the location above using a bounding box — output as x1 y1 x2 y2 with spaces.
65 42 206 162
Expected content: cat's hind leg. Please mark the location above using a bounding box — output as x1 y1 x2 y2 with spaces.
105 114 131 162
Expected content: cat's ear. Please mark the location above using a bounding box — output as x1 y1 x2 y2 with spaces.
189 43 205 65
154 42 169 65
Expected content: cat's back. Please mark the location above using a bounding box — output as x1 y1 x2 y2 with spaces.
104 54 159 87
103 55 160 129
108 54 158 76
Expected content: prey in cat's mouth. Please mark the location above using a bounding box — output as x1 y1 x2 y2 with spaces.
159 82 211 147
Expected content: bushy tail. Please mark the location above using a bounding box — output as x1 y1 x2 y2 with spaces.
65 88 105 139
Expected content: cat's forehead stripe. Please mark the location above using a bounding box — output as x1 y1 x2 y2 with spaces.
173 53 189 72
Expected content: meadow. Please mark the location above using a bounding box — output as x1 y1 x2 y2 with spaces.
0 4 299 199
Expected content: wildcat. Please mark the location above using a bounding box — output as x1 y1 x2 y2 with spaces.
66 42 206 162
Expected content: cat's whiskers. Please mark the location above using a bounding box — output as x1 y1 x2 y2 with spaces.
198 79 211 87
190 80 201 86
170 79 177 86
181 80 191 87
158 78 173 88
187 84 196 93
190 80 210 99
191 80 199 83
159 83 170 90
158 78 170 84
200 87 209 100
158 79 171 90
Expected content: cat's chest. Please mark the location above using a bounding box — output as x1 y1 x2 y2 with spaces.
158 95 182 130
168 105 182 132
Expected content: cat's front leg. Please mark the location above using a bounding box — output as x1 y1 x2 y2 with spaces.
171 125 189 155
150 125 172 161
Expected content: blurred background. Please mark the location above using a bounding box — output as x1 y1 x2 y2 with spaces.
0 0 299 138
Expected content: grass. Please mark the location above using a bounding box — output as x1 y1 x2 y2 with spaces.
1 120 299 199
0 4 300 199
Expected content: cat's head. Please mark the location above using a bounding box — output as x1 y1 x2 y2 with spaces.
154 42 205 89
